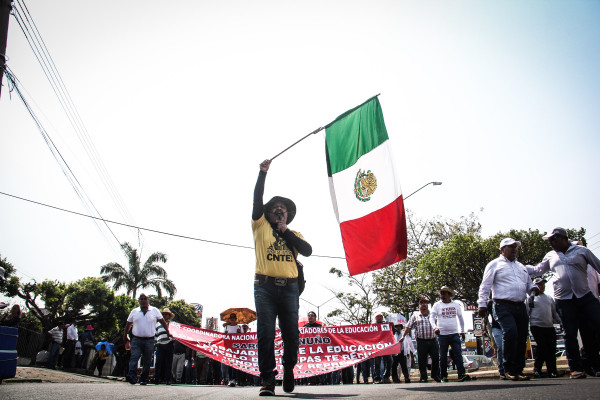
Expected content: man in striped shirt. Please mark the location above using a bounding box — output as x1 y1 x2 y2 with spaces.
46 322 64 370
154 308 175 384
400 299 441 383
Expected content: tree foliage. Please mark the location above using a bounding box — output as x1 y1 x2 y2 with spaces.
373 211 483 316
373 213 588 313
0 255 137 337
100 242 176 299
325 267 381 325
146 296 200 327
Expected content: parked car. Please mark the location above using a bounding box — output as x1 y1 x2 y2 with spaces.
462 355 480 371
462 355 493 371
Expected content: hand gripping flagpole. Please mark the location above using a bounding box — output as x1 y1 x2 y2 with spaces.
269 93 381 161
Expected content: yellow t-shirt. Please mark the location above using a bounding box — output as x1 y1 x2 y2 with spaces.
252 215 303 278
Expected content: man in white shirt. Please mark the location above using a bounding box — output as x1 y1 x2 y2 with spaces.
431 286 470 382
63 320 78 369
478 238 538 381
123 293 170 385
527 228 600 379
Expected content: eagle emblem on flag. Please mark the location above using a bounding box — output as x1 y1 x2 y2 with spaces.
354 169 377 202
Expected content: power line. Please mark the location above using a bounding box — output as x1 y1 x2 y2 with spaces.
3 67 121 247
0 190 346 260
11 1 143 248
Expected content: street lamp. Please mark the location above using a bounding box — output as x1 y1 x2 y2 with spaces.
299 296 337 320
404 181 442 200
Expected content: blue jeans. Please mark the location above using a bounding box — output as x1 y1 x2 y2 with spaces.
254 279 299 383
493 301 528 375
47 342 61 369
438 333 465 378
360 358 373 383
492 327 504 375
128 337 154 382
555 292 600 372
373 354 393 381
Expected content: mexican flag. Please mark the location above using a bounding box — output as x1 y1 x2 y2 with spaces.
325 96 407 275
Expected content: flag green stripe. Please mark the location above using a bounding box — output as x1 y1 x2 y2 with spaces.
325 97 389 176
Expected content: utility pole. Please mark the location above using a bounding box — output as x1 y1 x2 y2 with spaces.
0 0 13 99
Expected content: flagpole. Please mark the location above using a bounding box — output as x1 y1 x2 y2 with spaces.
269 93 381 161
270 126 324 161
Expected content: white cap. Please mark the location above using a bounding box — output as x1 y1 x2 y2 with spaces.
499 238 521 249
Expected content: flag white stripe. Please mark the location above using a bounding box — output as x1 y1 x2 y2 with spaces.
329 141 402 223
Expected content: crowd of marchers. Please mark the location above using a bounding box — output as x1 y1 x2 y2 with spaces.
3 226 599 390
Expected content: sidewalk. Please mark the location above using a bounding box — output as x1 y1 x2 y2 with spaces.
443 357 570 381
3 358 570 384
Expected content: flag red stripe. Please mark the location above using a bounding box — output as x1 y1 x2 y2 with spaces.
339 196 407 275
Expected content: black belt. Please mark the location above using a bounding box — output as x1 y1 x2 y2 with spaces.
416 337 436 341
494 299 524 306
255 274 298 286
131 334 154 340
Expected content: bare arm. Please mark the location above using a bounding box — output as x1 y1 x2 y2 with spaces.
123 321 133 342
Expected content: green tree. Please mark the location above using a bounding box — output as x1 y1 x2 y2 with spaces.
167 299 201 327
373 211 483 316
1 255 137 337
325 267 381 325
402 227 588 307
100 242 176 299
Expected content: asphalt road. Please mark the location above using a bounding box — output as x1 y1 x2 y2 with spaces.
2 378 600 399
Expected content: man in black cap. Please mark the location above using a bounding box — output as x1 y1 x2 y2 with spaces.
252 159 312 396
527 228 600 379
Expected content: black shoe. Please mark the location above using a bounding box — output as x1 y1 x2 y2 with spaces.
432 376 441 383
533 369 543 378
283 368 295 393
259 383 275 396
125 374 137 385
419 378 428 383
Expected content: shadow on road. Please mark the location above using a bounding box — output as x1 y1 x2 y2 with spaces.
401 383 560 393
289 393 358 399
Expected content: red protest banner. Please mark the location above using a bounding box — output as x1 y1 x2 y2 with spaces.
170 321 398 379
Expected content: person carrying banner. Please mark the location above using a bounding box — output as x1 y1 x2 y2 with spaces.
252 159 312 396
373 313 393 383
400 298 441 383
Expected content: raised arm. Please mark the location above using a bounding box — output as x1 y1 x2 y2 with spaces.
252 160 271 221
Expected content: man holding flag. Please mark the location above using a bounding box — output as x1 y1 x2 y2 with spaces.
252 159 312 396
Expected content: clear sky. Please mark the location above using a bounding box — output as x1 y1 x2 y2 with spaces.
1 1 599 327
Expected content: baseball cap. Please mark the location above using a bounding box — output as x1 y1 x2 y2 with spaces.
543 227 568 240
499 238 521 249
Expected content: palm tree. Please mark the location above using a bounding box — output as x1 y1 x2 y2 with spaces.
100 242 176 299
